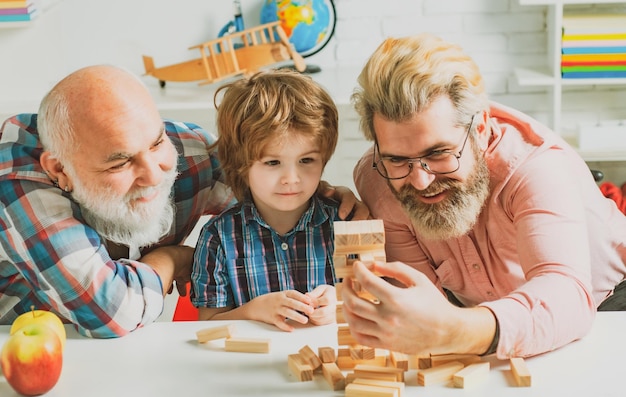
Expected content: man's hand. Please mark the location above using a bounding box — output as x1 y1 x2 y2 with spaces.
318 180 370 220
341 261 496 356
139 245 194 297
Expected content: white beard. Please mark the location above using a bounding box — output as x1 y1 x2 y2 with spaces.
66 165 178 248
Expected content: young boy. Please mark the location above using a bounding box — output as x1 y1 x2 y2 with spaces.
191 69 340 332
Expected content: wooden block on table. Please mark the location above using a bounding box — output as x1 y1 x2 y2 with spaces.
430 353 482 367
417 360 465 386
298 345 322 370
452 362 490 388
288 353 313 381
196 324 235 343
322 362 346 391
318 346 336 363
337 354 387 370
510 357 531 387
224 337 270 353
350 345 376 360
338 324 358 346
345 382 398 397
354 364 405 382
352 378 405 397
417 356 432 369
388 351 409 371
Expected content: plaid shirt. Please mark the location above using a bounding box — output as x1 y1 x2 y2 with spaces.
0 114 235 338
191 195 339 309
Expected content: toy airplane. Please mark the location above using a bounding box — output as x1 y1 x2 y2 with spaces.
142 22 306 88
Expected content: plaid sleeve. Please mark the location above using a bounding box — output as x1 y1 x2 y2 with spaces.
0 179 164 338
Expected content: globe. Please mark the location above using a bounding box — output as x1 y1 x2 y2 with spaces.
260 0 336 59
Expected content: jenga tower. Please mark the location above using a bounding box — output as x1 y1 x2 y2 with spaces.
333 219 386 367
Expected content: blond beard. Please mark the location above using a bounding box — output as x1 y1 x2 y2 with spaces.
391 145 490 241
65 164 179 248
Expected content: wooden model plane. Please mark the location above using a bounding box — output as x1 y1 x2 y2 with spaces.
142 22 306 88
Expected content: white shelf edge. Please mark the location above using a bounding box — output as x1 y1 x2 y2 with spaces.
514 67 556 86
520 0 626 4
578 150 626 161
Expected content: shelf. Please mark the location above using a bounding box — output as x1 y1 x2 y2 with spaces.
0 21 35 28
579 150 626 161
520 0 626 4
515 67 626 86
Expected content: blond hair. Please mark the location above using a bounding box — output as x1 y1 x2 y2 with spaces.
214 69 339 201
352 33 489 141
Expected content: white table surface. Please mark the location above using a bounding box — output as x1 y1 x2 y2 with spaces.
1 312 624 396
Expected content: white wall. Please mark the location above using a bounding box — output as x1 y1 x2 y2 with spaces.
2 0 626 180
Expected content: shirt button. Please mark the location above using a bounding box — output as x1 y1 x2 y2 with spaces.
281 243 288 251
487 291 494 297
472 264 480 270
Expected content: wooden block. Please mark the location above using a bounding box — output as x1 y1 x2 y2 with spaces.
418 356 432 369
224 337 270 353
430 353 482 367
322 362 346 391
288 353 313 381
335 282 344 301
453 362 490 388
354 364 405 382
338 324 358 346
349 346 376 361
334 244 385 256
337 355 387 370
336 302 346 324
353 378 405 397
318 346 336 363
334 265 355 280
298 345 322 370
195 324 235 343
333 254 347 267
510 357 531 387
417 360 464 386
345 382 398 397
388 351 409 371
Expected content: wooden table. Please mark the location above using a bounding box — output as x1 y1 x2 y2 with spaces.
1 312 624 396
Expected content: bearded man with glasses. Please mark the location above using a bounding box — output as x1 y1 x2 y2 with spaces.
341 33 626 360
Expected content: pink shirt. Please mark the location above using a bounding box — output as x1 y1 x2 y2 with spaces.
354 102 626 358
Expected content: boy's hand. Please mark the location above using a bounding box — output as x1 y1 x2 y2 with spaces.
306 285 337 325
248 290 314 332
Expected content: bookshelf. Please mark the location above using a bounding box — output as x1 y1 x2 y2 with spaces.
515 0 626 162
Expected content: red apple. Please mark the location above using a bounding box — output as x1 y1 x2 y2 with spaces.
1 323 63 396
10 308 66 350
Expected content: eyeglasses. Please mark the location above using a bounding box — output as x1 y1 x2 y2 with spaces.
372 114 476 180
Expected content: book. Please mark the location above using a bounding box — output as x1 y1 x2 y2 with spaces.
562 39 626 49
562 46 626 55
561 53 626 63
563 14 626 35
562 70 626 78
562 33 626 41
562 60 626 67
0 3 33 15
0 10 36 22
562 65 626 73
0 1 29 9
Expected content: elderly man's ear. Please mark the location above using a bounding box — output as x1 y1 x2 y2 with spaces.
40 152 72 192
